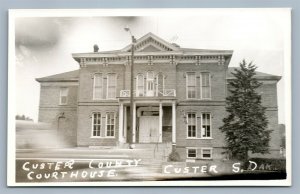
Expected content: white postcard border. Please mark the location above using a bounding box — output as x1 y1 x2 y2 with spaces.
7 8 292 187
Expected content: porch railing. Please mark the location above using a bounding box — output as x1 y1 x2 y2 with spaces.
120 89 176 97
163 89 176 97
120 90 130 97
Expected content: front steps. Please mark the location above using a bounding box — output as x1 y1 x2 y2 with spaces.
131 143 172 173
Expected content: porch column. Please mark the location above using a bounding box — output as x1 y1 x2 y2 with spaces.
132 102 136 143
172 101 176 145
118 103 124 143
123 106 127 141
159 102 163 142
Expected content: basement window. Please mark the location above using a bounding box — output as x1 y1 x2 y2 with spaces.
187 148 197 158
201 148 212 159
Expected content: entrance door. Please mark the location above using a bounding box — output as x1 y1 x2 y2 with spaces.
139 116 159 143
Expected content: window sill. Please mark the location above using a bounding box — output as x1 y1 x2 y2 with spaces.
90 136 115 139
186 137 198 140
186 158 213 161
199 158 213 160
186 159 196 163
92 99 117 101
185 99 212 101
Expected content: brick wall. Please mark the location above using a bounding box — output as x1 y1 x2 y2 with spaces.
174 64 281 160
78 65 126 101
76 65 125 146
38 83 78 146
77 105 119 147
124 63 177 92
39 84 78 107
175 104 227 160
174 62 228 160
176 147 226 161
37 60 281 160
176 63 227 101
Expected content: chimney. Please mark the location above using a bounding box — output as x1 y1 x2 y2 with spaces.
93 44 99 52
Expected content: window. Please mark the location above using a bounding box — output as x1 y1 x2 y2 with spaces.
107 73 117 99
201 113 211 138
201 148 212 159
186 72 196 99
187 113 196 138
156 73 165 96
187 148 197 158
92 113 101 137
201 72 211 99
136 74 144 97
146 71 154 96
106 112 115 137
59 88 68 105
93 73 103 99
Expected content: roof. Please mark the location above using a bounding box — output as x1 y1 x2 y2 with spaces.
227 67 281 81
121 32 180 52
35 69 79 82
35 67 281 83
72 32 234 61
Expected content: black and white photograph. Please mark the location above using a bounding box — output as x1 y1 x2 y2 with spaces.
7 8 291 186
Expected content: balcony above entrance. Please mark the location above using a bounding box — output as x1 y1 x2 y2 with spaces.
119 89 176 98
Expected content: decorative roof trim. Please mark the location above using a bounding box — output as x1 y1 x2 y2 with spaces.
121 32 180 52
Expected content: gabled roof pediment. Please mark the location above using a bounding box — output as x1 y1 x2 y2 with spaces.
121 32 180 52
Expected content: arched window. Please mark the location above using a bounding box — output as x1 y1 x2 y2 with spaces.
136 74 144 97
156 73 165 96
146 71 154 96
92 112 101 137
201 72 211 99
186 72 196 99
105 112 115 137
107 73 117 99
93 73 103 100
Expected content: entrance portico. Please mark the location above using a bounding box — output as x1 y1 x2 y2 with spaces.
118 99 176 145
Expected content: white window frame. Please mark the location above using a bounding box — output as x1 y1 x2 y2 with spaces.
155 73 165 96
186 148 197 159
200 147 213 159
91 112 102 137
59 87 68 105
186 72 196 99
186 112 197 139
200 72 211 100
106 73 117 99
105 112 116 137
93 73 103 100
136 74 145 97
201 112 212 139
146 71 155 96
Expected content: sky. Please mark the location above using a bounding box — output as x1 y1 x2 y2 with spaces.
14 9 289 123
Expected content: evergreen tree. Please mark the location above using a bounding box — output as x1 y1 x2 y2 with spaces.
220 60 271 161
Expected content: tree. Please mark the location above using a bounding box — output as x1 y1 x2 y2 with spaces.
220 60 271 161
15 114 33 121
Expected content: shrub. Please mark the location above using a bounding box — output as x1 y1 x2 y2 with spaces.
168 151 181 162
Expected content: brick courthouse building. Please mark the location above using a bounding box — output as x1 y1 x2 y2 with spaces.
36 33 282 160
